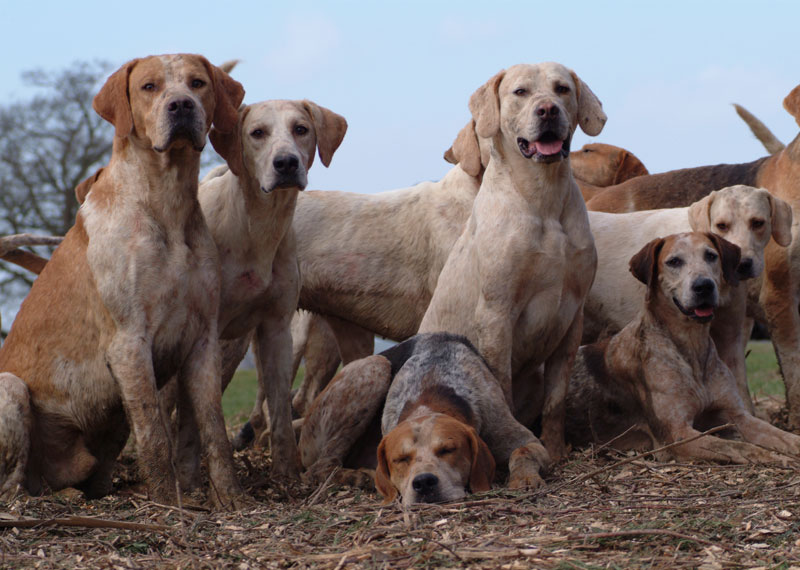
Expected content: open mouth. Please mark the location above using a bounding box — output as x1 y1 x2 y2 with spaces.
673 297 715 323
517 132 568 161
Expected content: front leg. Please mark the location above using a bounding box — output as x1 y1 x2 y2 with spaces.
107 333 177 505
710 288 752 413
760 242 800 427
539 310 584 463
180 332 243 509
252 315 302 479
292 316 343 418
474 295 514 405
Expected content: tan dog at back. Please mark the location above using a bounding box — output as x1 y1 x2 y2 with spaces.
0 55 245 507
584 185 792 409
568 233 800 463
570 142 648 201
419 62 606 466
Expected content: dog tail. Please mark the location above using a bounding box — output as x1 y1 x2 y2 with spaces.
219 60 240 75
733 103 785 154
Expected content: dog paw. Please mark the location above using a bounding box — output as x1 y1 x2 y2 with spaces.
508 470 546 490
302 459 340 486
232 421 255 451
335 468 376 490
271 454 303 480
540 436 567 464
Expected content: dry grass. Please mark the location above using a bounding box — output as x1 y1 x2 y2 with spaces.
3 403 800 569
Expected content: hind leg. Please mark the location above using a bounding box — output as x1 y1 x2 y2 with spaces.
77 407 131 499
300 356 392 484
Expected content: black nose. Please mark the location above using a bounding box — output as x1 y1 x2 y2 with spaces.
737 258 754 277
273 154 299 175
535 102 559 118
692 277 715 296
167 97 195 117
412 473 439 494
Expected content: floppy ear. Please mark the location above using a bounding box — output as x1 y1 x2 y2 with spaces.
200 57 245 135
569 70 607 137
767 192 793 247
783 85 800 128
209 106 248 177
467 428 495 493
444 120 483 178
613 150 649 183
469 70 505 139
75 167 104 205
93 59 139 138
706 233 741 287
629 237 665 299
688 191 716 232
374 438 398 504
303 101 348 168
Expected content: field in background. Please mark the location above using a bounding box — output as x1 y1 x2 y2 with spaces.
746 340 784 398
222 367 304 423
223 341 785 424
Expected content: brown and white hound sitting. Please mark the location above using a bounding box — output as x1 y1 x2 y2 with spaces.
299 332 549 506
567 232 800 463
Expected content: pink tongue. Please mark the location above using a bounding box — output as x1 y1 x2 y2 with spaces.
694 307 713 318
534 139 563 155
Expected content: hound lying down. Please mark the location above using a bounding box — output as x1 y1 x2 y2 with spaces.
567 232 800 462
299 332 549 506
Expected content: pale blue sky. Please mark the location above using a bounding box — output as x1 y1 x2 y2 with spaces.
2 0 798 194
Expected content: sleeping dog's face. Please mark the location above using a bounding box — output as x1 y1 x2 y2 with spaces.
630 232 741 324
375 413 495 506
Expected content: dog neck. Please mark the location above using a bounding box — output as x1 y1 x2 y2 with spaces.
644 292 715 366
398 385 475 427
109 136 203 221
206 168 300 264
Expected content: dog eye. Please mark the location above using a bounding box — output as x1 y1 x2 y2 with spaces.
513 88 527 96
142 83 156 91
665 257 683 268
393 455 411 465
250 129 265 139
704 250 718 263
191 79 206 89
715 222 729 232
436 446 456 457
294 125 309 136
555 84 571 95
751 219 765 229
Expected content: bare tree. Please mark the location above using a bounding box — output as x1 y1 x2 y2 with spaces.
0 61 226 332
0 61 113 330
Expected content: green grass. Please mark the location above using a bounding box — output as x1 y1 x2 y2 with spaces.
221 341 785 426
746 340 784 398
222 366 304 423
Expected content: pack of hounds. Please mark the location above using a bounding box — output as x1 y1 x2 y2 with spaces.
1 54 799 509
